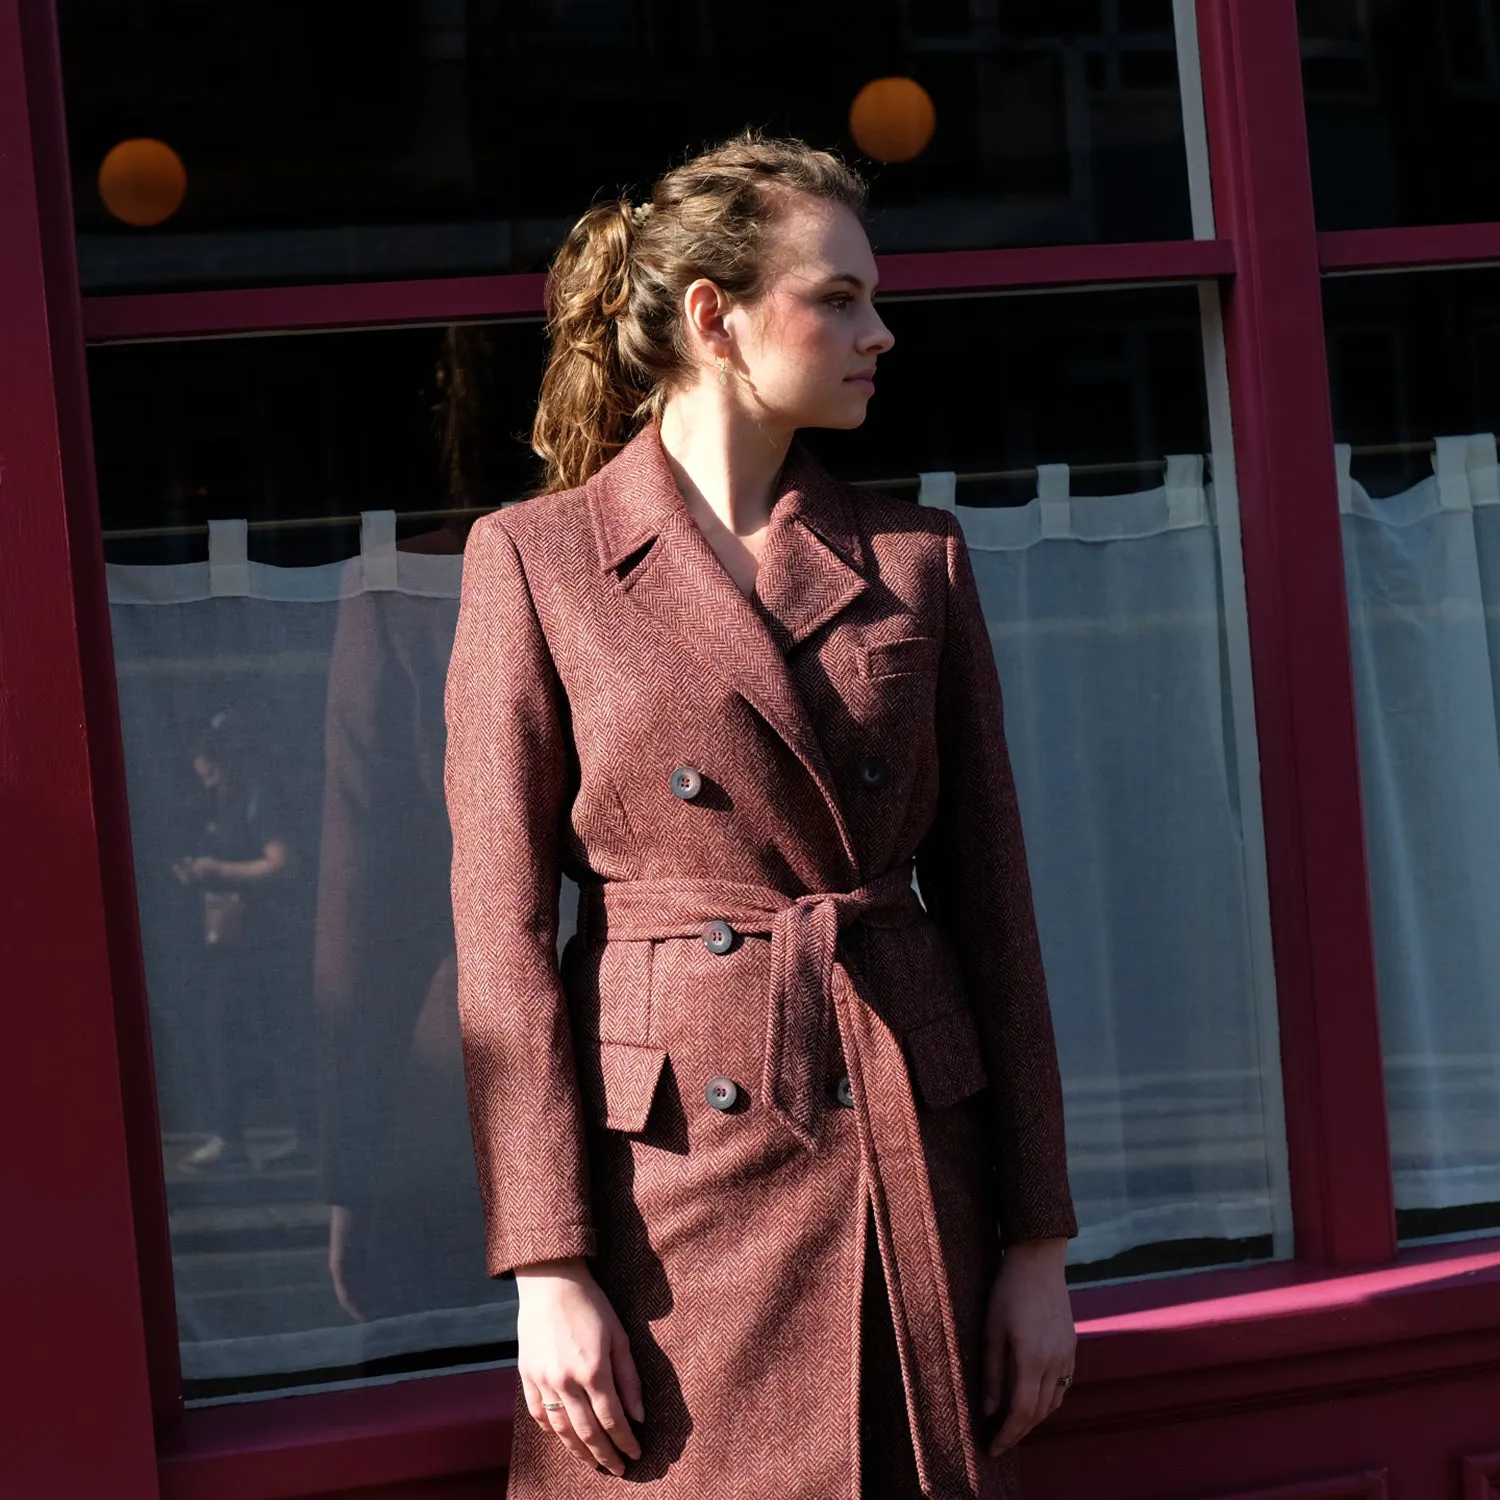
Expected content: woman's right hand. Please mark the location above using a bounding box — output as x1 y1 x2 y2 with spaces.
514 1257 645 1477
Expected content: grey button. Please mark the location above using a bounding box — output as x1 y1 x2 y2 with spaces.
705 1076 739 1111
701 919 735 955
670 765 703 801
835 1074 855 1109
858 753 891 789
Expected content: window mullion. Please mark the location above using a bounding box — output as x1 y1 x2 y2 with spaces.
1196 0 1397 1267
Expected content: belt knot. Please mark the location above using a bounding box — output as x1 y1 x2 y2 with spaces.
762 863 918 1150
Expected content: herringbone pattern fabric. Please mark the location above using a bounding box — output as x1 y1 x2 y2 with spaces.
444 422 1075 1499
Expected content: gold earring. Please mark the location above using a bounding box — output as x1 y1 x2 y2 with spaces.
716 357 728 388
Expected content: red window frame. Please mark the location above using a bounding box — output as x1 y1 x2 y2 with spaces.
8 0 1500 1494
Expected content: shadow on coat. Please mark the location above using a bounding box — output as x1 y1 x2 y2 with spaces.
583 1076 692 1481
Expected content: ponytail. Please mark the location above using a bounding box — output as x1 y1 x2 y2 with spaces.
531 200 654 497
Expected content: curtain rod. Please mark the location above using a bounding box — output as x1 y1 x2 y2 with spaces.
848 457 1169 491
97 440 1443 542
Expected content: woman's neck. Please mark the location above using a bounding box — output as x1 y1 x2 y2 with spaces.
657 389 793 539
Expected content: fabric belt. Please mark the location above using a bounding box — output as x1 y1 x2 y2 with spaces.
575 864 981 1500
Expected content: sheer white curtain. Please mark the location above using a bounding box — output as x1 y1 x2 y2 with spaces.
109 462 1292 1393
1336 433 1500 1218
918 458 1289 1266
109 516 550 1395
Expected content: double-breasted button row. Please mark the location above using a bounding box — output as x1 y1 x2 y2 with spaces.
701 919 735 955
704 1074 853 1114
674 757 893 800
669 765 702 801
705 1076 739 1111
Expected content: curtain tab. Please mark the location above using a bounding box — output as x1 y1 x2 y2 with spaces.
1433 435 1472 513
1164 454 1206 529
361 510 399 591
1468 434 1499 509
208 518 250 597
1036 463 1070 539
1334 444 1354 515
917 472 957 512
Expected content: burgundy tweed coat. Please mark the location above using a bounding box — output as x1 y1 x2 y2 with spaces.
444 422 1076 1500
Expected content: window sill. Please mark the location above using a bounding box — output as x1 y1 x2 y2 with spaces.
1052 1234 1500 1438
156 1368 513 1500
156 1237 1500 1498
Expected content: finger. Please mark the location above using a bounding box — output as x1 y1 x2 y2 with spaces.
981 1317 1004 1419
1045 1366 1071 1419
519 1372 545 1425
990 1352 1046 1455
327 1258 364 1323
561 1381 626 1476
588 1362 642 1463
613 1337 646 1426
543 1393 597 1472
333 1280 365 1323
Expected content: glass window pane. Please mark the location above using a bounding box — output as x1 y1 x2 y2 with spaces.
826 290 1289 1284
1323 267 1500 1243
97 323 550 1402
95 287 1287 1401
1301 0 1500 230
61 1 1196 294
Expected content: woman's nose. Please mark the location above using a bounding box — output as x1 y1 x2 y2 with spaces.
864 311 895 355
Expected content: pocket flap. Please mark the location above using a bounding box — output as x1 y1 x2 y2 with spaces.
859 634 941 679
904 1006 989 1109
579 1040 669 1133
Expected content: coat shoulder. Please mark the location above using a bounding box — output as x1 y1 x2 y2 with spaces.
843 484 956 545
473 484 595 577
839 484 957 584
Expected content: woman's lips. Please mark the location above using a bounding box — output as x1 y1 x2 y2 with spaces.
845 375 876 393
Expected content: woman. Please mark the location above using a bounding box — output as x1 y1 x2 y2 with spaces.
444 132 1077 1499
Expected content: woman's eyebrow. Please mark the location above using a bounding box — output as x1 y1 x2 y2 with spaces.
826 271 878 293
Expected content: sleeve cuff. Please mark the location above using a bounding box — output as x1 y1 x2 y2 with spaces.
488 1219 598 1278
999 1203 1080 1249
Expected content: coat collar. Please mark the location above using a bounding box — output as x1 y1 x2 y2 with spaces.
586 422 868 880
587 422 869 645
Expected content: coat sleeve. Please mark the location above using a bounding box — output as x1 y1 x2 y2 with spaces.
444 512 594 1276
914 511 1079 1249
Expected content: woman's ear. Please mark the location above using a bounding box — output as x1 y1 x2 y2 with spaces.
682 278 732 366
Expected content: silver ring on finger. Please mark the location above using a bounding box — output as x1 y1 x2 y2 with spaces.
542 1399 565 1411
1056 1373 1074 1389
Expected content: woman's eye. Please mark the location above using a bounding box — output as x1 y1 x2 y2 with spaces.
827 295 853 311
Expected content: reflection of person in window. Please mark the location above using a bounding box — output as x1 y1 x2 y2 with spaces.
173 709 289 1173
313 416 498 1323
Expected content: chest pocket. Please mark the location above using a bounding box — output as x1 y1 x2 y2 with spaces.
858 634 941 680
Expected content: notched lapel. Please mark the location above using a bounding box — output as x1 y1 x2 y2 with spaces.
588 426 863 879
752 460 870 654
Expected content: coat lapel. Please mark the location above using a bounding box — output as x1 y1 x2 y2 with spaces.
749 442 870 655
587 424 869 881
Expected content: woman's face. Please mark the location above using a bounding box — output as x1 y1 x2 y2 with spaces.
723 197 895 433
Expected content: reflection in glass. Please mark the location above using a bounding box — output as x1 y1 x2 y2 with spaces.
60 0 1193 293
172 707 306 1178
100 324 546 1401
1324 269 1500 1242
96 289 1286 1400
1301 0 1500 230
